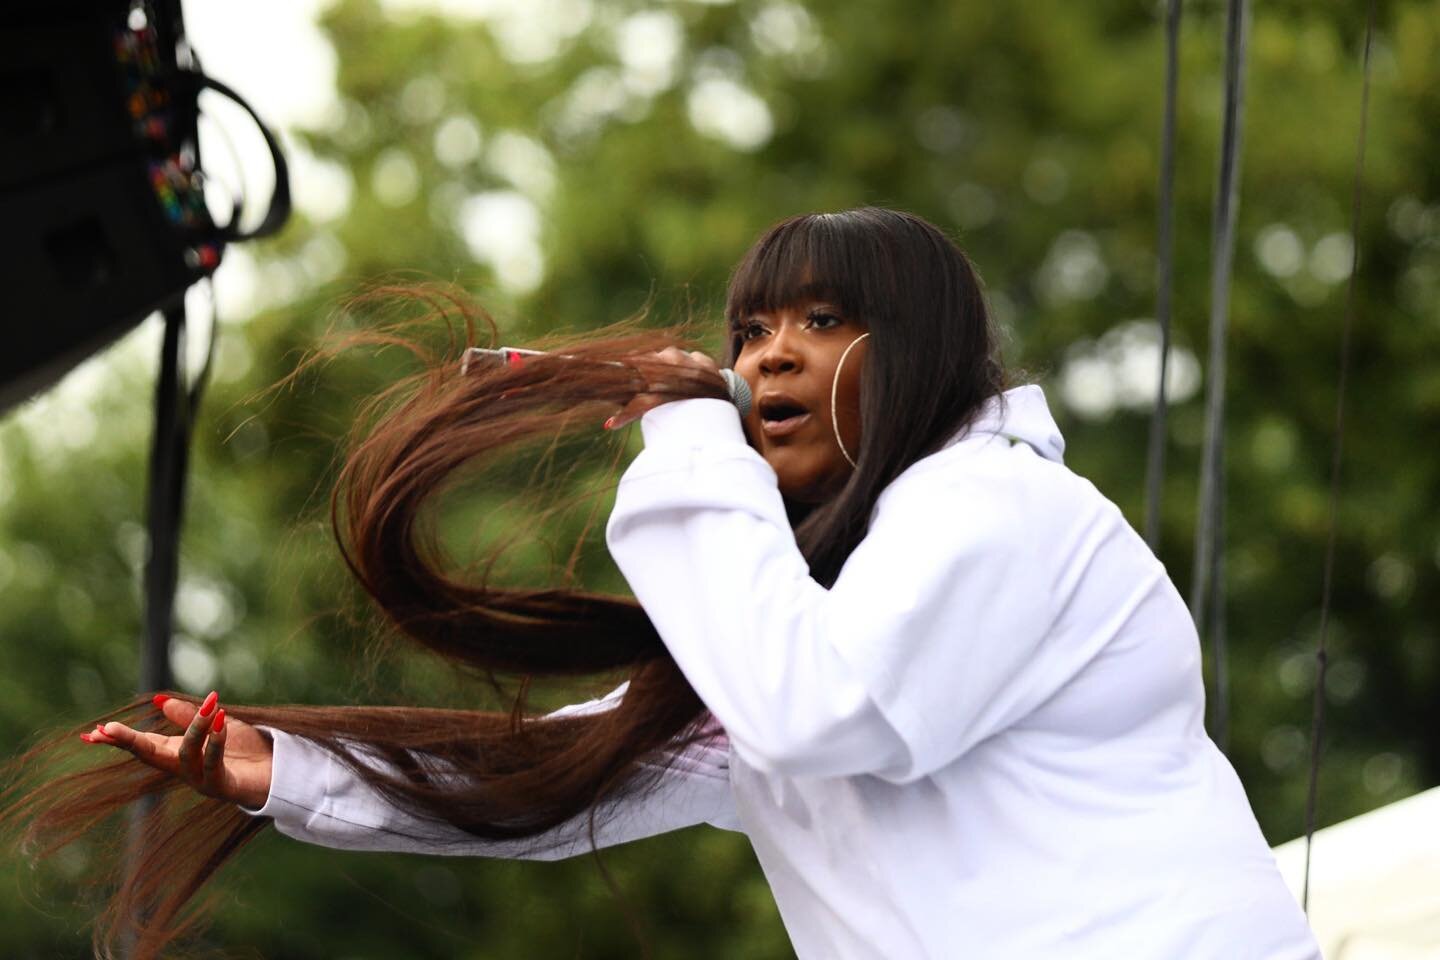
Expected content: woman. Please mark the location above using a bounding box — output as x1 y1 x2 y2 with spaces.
19 209 1318 958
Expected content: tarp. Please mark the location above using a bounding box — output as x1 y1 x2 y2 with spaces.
1272 786 1440 959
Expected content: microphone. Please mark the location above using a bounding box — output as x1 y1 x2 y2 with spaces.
461 347 752 418
717 369 753 418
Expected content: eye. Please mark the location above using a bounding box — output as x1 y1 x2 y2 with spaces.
738 320 769 341
806 310 842 329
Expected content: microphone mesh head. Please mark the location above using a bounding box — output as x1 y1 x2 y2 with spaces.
720 369 752 418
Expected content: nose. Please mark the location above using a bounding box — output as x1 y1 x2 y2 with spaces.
757 324 803 376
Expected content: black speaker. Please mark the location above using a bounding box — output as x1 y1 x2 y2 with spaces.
0 0 221 413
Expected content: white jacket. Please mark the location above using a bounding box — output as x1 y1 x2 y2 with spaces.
251 386 1320 959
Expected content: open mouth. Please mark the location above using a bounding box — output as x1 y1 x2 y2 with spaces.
759 398 812 438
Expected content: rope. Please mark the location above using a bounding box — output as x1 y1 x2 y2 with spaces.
1143 0 1182 551
1189 0 1249 751
1303 0 1378 914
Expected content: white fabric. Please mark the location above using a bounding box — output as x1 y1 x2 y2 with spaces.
249 385 1320 959
249 686 739 859
604 387 1319 959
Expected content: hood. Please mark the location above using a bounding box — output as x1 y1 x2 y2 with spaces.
952 384 1066 464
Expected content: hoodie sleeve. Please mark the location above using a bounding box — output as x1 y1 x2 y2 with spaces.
245 686 739 857
605 398 1059 782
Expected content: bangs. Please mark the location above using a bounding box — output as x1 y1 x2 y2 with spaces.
725 214 875 326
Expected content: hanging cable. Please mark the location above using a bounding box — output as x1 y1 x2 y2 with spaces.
1190 0 1249 750
1211 441 1229 751
1303 0 1378 914
1144 0 1182 552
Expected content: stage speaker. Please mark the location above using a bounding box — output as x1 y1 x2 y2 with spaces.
0 0 223 413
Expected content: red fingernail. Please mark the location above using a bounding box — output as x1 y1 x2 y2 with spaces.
199 691 218 718
79 733 96 744
212 709 226 733
603 416 616 430
152 694 170 709
506 351 525 369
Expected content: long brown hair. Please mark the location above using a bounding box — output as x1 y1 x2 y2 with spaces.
0 208 1006 957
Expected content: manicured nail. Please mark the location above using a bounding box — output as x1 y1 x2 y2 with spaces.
79 733 96 744
212 709 226 734
505 351 525 369
152 694 170 709
199 691 218 718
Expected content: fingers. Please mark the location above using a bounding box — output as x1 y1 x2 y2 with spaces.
605 349 722 431
202 709 227 793
178 691 219 783
91 722 180 772
156 692 199 728
604 396 664 432
79 724 119 746
80 691 229 797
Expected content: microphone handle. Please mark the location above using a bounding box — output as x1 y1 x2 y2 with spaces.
461 347 752 418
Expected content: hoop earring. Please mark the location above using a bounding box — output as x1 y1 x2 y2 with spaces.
830 333 869 468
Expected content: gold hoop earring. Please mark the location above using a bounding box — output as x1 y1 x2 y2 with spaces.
830 333 869 468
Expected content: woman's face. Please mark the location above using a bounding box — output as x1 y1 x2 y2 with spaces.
732 301 869 504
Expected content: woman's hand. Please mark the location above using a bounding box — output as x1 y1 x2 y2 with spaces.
605 348 721 430
82 692 274 810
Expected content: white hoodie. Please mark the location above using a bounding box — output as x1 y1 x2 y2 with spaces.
253 386 1320 959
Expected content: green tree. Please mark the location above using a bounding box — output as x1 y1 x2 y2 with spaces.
2 1 1436 955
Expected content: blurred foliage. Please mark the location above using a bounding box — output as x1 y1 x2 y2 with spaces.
2 0 1438 955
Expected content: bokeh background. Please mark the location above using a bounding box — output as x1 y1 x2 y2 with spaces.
1 0 1437 956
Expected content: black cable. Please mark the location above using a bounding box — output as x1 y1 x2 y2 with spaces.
1144 0 1182 552
142 287 215 693
1189 0 1249 751
172 68 291 242
1211 443 1228 752
187 279 218 416
1303 0 1378 914
141 304 188 697
128 303 196 960
193 122 246 238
